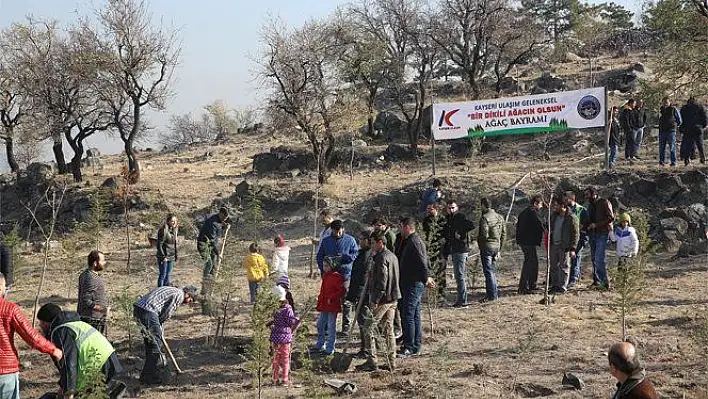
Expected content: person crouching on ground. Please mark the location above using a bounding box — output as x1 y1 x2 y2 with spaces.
37 303 126 399
243 243 269 304
269 286 300 386
314 258 345 356
609 213 640 268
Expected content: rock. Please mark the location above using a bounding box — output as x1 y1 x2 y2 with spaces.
383 144 411 161
564 52 582 62
677 241 708 257
101 177 120 190
655 175 687 203
535 72 565 92
679 170 708 195
604 70 639 93
26 163 55 183
352 139 367 147
373 111 403 134
660 217 689 237
572 139 592 153
657 230 682 253
632 62 645 73
449 141 472 158
562 372 585 390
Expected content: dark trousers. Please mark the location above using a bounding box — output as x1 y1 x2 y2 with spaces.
198 241 218 279
133 306 169 382
624 129 634 159
400 282 424 353
341 279 352 332
681 126 706 163
518 245 538 292
81 316 107 335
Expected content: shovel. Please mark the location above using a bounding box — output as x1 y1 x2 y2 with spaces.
330 279 369 373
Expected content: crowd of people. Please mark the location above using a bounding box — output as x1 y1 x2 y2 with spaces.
0 176 663 398
609 96 707 168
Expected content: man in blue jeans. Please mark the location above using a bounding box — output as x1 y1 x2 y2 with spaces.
658 97 682 167
477 198 506 302
397 218 435 358
584 187 615 289
442 200 476 307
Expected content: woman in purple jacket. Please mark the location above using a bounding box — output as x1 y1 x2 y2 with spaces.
269 286 299 385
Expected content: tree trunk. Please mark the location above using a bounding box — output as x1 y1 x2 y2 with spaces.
70 154 83 182
68 140 84 182
52 132 68 174
367 115 375 138
4 136 19 173
125 142 141 183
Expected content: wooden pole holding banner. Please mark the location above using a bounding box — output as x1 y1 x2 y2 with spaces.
604 86 611 170
430 79 436 177
309 150 321 279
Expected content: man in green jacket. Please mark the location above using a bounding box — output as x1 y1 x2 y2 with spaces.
565 192 589 287
477 198 506 302
549 197 580 294
37 303 126 399
371 218 397 251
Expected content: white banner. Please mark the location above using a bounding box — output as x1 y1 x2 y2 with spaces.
432 87 606 140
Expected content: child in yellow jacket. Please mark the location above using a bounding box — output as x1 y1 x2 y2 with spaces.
243 242 269 303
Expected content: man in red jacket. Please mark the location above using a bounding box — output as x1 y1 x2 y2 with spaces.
0 276 63 398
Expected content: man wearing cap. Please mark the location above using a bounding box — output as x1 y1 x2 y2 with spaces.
197 207 230 281
133 285 197 384
37 303 126 399
77 250 109 334
317 220 358 334
0 275 62 398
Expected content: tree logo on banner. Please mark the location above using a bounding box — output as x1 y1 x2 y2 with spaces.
577 96 602 120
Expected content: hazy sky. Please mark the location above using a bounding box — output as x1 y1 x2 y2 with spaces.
0 0 641 167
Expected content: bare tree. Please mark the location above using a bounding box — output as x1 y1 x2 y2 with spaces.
204 100 237 141
490 14 545 96
96 0 180 183
430 0 508 99
260 18 352 183
23 182 67 327
0 79 25 173
161 112 212 148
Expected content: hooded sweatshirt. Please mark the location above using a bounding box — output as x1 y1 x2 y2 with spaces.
272 246 291 275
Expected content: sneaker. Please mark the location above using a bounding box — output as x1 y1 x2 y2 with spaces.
108 381 127 399
355 360 379 372
479 297 497 303
394 329 403 340
452 302 469 308
397 349 415 359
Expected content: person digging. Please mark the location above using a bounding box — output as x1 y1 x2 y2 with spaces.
133 285 197 385
37 303 126 399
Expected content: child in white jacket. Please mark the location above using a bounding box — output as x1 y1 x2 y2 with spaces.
272 234 291 275
609 213 639 259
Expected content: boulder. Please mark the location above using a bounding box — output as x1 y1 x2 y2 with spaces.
655 175 687 203
252 146 315 175
605 70 638 93
677 241 708 257
535 72 565 92
498 76 521 94
657 230 682 253
562 372 585 390
449 141 472 158
660 217 689 237
101 177 120 190
383 144 412 161
26 163 54 183
564 52 582 62
679 170 708 195
632 62 645 73
373 112 403 133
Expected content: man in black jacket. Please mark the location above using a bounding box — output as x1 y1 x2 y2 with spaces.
397 218 435 358
197 207 230 281
442 200 476 307
680 96 707 165
37 303 126 399
516 195 545 294
356 231 401 372
346 229 373 358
